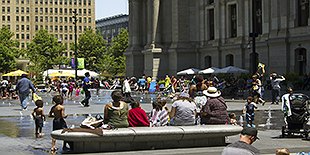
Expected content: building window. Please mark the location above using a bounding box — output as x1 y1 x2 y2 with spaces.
229 4 237 38
298 0 309 26
88 9 91 14
64 8 67 14
16 34 19 39
26 16 29 22
64 25 67 31
83 8 86 14
26 25 29 31
59 8 63 14
35 16 38 22
21 16 24 22
35 8 38 14
225 54 234 66
16 0 19 3
54 8 58 14
40 8 43 14
50 25 53 31
2 16 6 22
204 56 212 68
60 17 62 22
64 0 67 5
26 34 29 39
40 16 43 22
50 8 53 13
7 7 10 13
50 0 52 4
16 16 19 21
21 34 24 39
45 16 48 22
208 0 214 5
64 16 67 22
88 18 91 23
50 17 53 22
16 25 19 31
7 16 10 21
26 7 29 13
55 25 58 31
55 17 58 22
254 0 262 34
2 7 5 13
16 7 19 13
88 0 90 5
208 9 214 40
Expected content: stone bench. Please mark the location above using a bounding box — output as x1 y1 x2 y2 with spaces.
51 125 242 153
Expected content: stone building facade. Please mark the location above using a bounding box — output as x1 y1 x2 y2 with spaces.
96 14 128 43
125 0 310 78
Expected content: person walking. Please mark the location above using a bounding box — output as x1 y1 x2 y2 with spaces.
80 72 91 107
15 74 36 110
270 73 285 104
222 127 260 155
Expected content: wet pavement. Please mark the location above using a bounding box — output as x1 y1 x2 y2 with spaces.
0 89 309 154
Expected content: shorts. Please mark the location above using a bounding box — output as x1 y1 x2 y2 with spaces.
35 116 44 128
53 118 68 131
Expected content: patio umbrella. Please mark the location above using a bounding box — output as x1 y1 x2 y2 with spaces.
2 70 29 76
198 67 220 74
177 68 201 75
214 66 249 74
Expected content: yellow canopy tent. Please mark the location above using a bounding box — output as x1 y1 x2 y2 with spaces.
48 71 74 77
2 70 29 76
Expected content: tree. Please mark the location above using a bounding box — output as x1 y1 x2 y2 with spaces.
73 29 107 71
100 29 128 76
26 30 68 75
0 27 20 73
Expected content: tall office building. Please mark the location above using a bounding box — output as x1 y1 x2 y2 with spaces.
96 14 129 43
0 0 95 68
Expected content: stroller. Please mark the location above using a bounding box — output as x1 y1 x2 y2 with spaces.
281 93 310 138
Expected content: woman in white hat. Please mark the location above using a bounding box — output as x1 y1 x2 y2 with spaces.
201 87 228 124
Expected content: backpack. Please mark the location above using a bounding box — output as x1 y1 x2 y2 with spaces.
194 91 207 113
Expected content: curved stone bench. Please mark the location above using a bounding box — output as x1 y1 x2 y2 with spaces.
51 125 242 153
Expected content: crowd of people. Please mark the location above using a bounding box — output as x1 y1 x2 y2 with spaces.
0 68 304 154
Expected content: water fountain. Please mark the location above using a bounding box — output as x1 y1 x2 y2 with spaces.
239 115 244 127
265 106 273 129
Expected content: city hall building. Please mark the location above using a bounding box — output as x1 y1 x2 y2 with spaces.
126 0 310 78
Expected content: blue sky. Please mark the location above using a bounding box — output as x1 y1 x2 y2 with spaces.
95 0 128 20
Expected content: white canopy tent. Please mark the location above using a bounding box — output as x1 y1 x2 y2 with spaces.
177 68 201 75
43 69 99 78
213 66 249 74
198 67 220 74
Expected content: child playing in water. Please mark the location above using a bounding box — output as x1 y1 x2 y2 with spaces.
32 100 45 138
243 96 258 127
49 95 70 152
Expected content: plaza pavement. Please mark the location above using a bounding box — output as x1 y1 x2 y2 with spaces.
0 91 309 154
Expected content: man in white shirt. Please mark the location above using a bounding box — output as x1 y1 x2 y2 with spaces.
270 73 285 104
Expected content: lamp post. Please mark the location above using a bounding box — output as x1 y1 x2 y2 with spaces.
250 0 258 75
72 10 78 80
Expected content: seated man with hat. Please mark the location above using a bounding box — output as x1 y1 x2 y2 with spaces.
222 127 260 155
201 87 228 124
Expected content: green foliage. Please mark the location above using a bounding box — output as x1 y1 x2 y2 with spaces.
26 30 68 75
100 29 128 76
0 27 20 73
73 29 107 71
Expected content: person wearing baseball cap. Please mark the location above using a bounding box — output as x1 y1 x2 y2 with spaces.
222 127 260 155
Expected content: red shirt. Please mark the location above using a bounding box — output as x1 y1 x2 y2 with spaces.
128 107 150 127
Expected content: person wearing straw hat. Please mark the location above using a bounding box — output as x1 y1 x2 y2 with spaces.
201 86 228 124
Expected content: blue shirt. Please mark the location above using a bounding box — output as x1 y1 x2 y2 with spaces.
16 77 36 95
138 78 146 86
83 76 90 89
